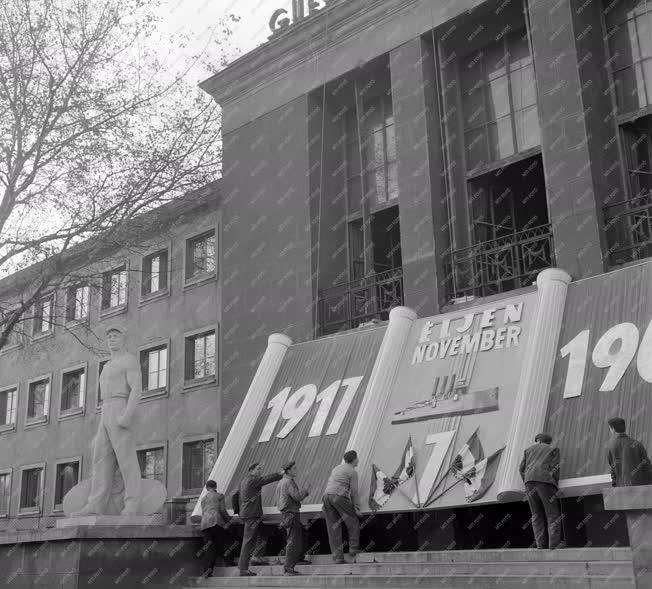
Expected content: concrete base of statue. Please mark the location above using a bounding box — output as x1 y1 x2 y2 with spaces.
603 485 652 589
56 514 161 528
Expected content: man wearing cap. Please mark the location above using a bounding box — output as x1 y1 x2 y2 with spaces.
519 433 561 549
607 417 652 487
277 461 311 576
237 463 284 576
72 325 142 516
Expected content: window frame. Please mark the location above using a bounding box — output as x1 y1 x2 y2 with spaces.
25 373 52 428
99 262 129 318
18 462 46 516
0 468 12 518
140 244 172 304
65 283 91 325
183 325 218 390
51 456 82 513
183 227 218 288
0 305 25 354
0 383 18 433
31 292 56 339
136 442 168 488
138 339 170 400
58 363 87 420
180 433 218 497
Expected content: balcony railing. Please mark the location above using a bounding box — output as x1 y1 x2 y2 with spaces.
603 178 652 267
448 224 555 300
317 267 404 336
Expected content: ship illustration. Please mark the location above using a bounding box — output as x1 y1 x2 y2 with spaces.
392 374 499 425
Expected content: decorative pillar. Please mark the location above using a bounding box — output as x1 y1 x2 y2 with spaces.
346 306 418 507
191 333 292 519
496 268 572 502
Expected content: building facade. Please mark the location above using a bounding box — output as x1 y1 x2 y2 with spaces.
0 186 222 526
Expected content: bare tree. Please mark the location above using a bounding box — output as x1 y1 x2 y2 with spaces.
0 0 235 350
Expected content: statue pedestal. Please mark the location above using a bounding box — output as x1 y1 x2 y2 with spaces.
603 486 652 589
56 515 160 528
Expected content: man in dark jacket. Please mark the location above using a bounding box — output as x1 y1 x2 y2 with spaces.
519 433 561 550
607 417 652 487
199 480 238 577
277 461 311 576
237 462 283 577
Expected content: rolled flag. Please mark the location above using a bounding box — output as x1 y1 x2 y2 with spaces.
450 429 484 482
394 436 416 484
464 447 505 503
369 464 395 512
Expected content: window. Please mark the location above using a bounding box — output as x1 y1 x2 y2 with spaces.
142 249 169 296
53 461 79 510
0 387 17 427
26 377 50 423
460 29 540 171
186 231 216 280
33 295 54 335
66 285 90 322
140 345 168 392
97 360 109 408
19 466 43 513
185 330 216 381
182 438 216 494
101 266 127 310
0 308 23 350
0 471 10 516
137 447 165 484
605 0 652 114
60 367 86 414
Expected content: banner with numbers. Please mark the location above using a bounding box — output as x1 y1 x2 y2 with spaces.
544 261 652 479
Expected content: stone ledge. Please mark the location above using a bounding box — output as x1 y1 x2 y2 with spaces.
603 486 652 511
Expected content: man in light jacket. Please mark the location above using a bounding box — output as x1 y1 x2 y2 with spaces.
607 417 652 487
519 433 561 550
322 450 362 564
277 461 311 576
199 480 237 577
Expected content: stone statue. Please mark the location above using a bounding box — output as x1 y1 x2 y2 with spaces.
68 325 162 517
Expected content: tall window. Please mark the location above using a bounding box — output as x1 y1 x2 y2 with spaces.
97 360 109 407
60 368 86 413
182 438 216 494
101 266 127 310
20 466 43 512
605 0 652 114
142 250 169 295
137 447 165 484
0 472 10 516
33 295 54 335
54 462 79 510
460 29 539 171
66 285 90 321
140 345 168 391
186 231 216 280
185 330 216 381
0 388 17 427
27 378 50 423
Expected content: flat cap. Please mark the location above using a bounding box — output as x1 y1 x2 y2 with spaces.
105 324 126 336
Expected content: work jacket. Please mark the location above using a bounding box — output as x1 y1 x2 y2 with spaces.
200 491 232 531
519 443 560 487
608 433 652 487
239 472 283 519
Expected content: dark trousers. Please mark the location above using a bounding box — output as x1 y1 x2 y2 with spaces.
322 494 360 560
280 512 303 572
525 481 562 549
238 518 267 571
200 525 237 573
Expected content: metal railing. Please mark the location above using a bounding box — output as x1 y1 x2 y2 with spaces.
603 175 652 267
448 225 555 300
317 267 404 335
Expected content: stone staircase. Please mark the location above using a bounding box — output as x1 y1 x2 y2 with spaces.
185 548 635 588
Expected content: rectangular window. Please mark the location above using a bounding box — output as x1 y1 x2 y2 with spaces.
0 472 10 515
97 360 109 407
185 330 216 381
33 295 54 335
66 285 90 321
182 438 216 494
137 447 165 484
27 378 50 422
185 231 216 280
140 345 168 391
0 388 17 426
142 250 169 295
20 467 43 512
101 266 128 310
61 368 86 413
54 462 79 510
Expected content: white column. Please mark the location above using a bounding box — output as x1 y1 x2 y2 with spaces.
346 306 418 504
192 333 292 519
496 268 572 502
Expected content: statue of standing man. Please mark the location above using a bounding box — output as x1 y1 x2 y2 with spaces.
71 325 143 516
